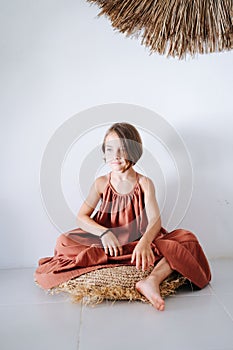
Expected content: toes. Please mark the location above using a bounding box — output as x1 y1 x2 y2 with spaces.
135 280 165 311
158 302 165 311
154 298 165 311
158 300 165 311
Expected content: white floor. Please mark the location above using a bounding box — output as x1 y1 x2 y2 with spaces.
0 258 233 350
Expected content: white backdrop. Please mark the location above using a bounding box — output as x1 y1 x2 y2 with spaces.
1 0 233 268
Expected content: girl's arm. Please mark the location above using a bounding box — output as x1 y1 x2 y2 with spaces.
77 177 123 256
140 177 161 244
131 177 161 270
76 177 108 236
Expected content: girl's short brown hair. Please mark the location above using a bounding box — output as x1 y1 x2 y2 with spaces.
102 122 143 172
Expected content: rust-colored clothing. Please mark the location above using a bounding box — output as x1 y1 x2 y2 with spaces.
34 172 211 290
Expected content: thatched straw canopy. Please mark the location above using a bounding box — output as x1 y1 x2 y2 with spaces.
86 0 233 58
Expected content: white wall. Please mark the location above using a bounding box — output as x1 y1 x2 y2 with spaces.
1 0 233 268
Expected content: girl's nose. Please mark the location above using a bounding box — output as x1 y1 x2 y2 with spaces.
114 149 122 158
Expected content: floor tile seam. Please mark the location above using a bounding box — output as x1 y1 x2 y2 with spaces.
172 293 213 298
77 302 83 350
166 296 219 309
0 300 72 307
213 293 233 323
209 283 233 297
0 267 37 271
208 283 220 296
208 290 233 296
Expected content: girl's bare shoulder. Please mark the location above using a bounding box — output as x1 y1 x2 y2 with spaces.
138 173 155 194
94 174 109 196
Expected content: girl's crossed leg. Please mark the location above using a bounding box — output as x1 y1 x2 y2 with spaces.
136 257 173 311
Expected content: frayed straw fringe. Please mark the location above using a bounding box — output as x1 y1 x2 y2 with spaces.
48 266 187 306
86 0 233 58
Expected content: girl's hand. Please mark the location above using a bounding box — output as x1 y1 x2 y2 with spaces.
131 239 155 271
100 231 123 257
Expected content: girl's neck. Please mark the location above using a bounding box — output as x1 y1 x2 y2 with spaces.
110 167 136 181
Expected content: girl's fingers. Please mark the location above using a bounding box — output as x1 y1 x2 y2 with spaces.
151 253 156 265
149 253 154 265
104 236 123 257
131 246 155 270
114 244 121 256
141 255 145 270
141 253 154 271
117 246 123 256
142 255 148 271
131 250 135 263
111 242 122 256
109 246 114 257
113 246 119 257
118 245 123 256
147 253 155 268
136 254 141 270
149 258 154 266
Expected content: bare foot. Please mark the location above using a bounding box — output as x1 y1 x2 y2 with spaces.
136 276 165 311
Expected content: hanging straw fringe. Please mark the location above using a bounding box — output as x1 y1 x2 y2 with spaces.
48 266 187 306
86 0 233 58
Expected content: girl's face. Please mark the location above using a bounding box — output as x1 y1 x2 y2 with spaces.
104 132 128 172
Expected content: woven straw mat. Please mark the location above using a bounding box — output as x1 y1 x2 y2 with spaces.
49 265 187 305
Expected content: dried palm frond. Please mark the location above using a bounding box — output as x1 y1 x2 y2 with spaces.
86 0 233 58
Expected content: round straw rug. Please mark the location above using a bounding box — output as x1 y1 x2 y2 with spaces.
48 265 187 305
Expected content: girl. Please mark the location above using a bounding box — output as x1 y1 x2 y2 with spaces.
35 122 211 311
